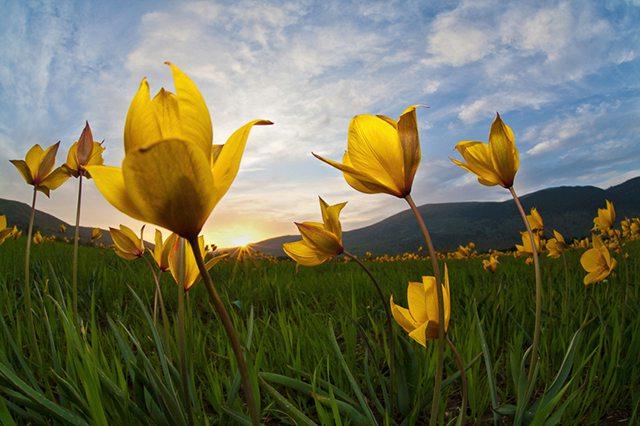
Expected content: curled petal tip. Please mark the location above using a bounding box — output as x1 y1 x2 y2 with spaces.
164 60 172 66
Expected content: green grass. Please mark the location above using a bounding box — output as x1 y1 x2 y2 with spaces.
0 237 638 424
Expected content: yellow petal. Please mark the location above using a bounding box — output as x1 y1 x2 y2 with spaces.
153 229 164 265
76 121 95 166
407 321 430 347
421 275 440 325
85 165 146 223
407 280 428 323
39 167 70 192
580 248 603 272
166 62 212 161
319 197 346 240
390 295 418 333
347 114 404 194
110 227 140 256
488 113 519 188
397 105 421 193
25 144 45 177
151 88 182 141
66 141 81 175
35 142 60 183
10 160 34 184
452 141 502 186
122 138 215 238
283 240 328 266
124 78 162 153
0 216 6 230
211 119 272 205
295 222 342 256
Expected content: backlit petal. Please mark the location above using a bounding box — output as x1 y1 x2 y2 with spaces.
488 113 519 187
39 167 70 192
407 280 427 323
390 295 418 333
85 165 146 222
283 240 328 266
124 78 162 153
397 105 421 193
10 160 33 184
25 144 45 177
319 197 346 240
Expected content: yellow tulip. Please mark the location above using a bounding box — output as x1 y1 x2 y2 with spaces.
59 224 67 233
86 63 271 239
32 231 43 245
526 208 544 233
63 122 105 178
546 230 567 258
109 225 145 260
451 113 519 188
515 231 542 255
168 236 226 291
390 265 451 347
580 236 616 286
153 229 178 272
91 228 103 241
0 216 15 244
593 200 615 233
10 142 70 196
313 105 422 198
283 197 346 266
482 255 499 272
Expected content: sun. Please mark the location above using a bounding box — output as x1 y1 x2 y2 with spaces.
229 234 254 248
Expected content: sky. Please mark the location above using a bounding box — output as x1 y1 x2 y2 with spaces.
1 0 639 247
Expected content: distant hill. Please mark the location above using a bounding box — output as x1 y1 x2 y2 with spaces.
254 176 640 256
0 198 112 245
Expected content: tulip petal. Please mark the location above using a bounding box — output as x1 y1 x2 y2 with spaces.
36 142 60 183
123 138 215 238
295 222 342 255
452 141 502 186
390 295 418 333
319 197 346 240
489 114 519 187
283 240 328 266
407 321 428 347
211 119 272 205
580 248 603 272
10 160 34 184
40 167 70 193
124 78 162 153
85 165 146 222
347 114 404 194
398 105 421 192
25 144 45 177
313 152 399 195
407 280 428 323
110 227 141 255
166 62 212 160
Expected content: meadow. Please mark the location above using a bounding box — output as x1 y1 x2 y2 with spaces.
0 236 638 424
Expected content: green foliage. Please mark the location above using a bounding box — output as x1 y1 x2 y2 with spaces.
0 237 638 424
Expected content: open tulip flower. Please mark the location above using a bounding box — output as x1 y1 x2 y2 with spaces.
10 142 70 197
526 208 544 233
283 197 346 266
482 255 499 272
593 200 615 233
390 265 451 347
451 113 519 188
32 231 43 245
546 230 567 258
153 229 178 272
63 122 105 178
516 231 542 256
168 236 226 291
581 235 617 286
110 225 145 260
0 216 15 244
313 105 421 198
91 228 103 241
86 62 272 240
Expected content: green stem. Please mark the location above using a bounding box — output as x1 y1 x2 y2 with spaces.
343 250 395 392
72 174 83 319
175 239 192 422
447 337 467 425
142 254 170 338
509 187 542 381
188 236 260 426
24 187 40 363
405 194 446 426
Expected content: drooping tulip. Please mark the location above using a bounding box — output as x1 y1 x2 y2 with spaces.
546 230 567 259
451 113 519 188
110 225 145 260
313 106 421 198
86 62 271 240
580 235 616 286
283 197 346 266
593 200 615 233
390 265 451 347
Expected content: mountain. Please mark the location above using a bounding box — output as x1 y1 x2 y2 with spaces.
253 176 640 256
0 198 112 245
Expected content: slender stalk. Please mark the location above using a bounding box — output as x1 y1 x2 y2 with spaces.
405 194 445 426
72 174 83 319
509 187 542 381
175 239 192 422
188 236 260 426
142 254 170 336
24 187 39 356
343 250 395 391
447 337 467 425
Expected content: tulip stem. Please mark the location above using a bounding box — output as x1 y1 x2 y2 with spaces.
509 187 542 381
188 236 259 426
177 282 191 421
72 174 83 319
343 250 395 387
24 187 40 364
405 194 445 426
142 255 170 338
447 337 467 425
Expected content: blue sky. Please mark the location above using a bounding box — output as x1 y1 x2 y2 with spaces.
1 0 639 246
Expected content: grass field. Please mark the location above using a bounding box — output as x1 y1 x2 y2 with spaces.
0 237 638 424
